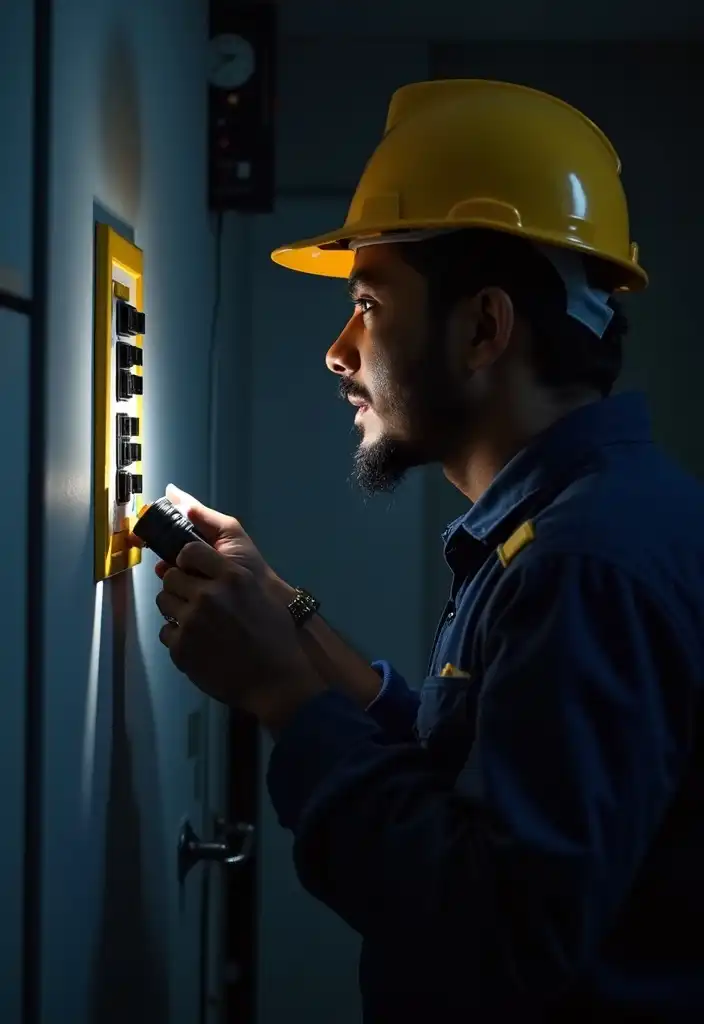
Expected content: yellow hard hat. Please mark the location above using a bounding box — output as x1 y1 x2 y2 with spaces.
271 79 647 291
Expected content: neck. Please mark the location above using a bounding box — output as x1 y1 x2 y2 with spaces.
444 389 600 502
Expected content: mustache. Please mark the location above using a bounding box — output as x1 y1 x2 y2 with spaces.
338 377 372 405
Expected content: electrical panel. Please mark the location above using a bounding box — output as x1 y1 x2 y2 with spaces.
93 223 145 582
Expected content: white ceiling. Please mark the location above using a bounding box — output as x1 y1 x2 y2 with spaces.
277 0 701 39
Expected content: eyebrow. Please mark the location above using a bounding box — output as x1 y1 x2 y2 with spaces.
347 269 387 299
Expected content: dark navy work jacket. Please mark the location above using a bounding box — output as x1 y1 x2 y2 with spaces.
267 392 704 1022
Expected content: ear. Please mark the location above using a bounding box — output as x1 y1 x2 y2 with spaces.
448 287 516 371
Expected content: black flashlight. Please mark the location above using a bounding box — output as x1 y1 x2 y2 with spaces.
131 496 210 564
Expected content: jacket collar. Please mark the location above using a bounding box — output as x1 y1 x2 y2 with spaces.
443 391 653 551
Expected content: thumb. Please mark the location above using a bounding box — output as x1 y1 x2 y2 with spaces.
165 482 199 511
165 482 240 544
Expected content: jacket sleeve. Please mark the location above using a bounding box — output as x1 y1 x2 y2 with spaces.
266 552 698 998
365 658 421 740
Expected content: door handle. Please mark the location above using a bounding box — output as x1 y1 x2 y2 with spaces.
177 817 255 885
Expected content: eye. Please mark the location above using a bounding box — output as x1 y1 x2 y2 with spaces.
353 296 376 316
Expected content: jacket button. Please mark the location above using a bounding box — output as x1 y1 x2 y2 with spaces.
446 610 455 623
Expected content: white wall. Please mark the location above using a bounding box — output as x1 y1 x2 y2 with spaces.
39 0 231 1019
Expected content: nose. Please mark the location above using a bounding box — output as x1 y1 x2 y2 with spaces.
325 314 362 376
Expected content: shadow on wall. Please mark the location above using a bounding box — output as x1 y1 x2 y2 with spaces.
89 24 166 1020
88 574 169 1023
98 21 141 226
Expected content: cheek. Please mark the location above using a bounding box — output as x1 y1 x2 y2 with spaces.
364 335 402 405
362 311 425 416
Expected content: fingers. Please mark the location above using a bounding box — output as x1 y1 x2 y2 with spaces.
156 590 187 622
154 559 169 580
158 553 245 628
159 620 189 675
159 552 242 624
165 483 246 546
188 503 244 543
165 483 192 508
159 620 179 649
162 564 205 599
177 540 235 579
165 483 222 545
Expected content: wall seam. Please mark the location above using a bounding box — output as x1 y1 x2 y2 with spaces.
23 0 53 1020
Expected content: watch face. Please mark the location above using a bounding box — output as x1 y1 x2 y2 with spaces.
208 33 256 89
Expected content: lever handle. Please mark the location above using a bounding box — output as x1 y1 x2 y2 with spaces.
177 817 255 885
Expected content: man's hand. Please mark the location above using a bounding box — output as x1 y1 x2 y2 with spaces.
155 483 383 714
155 484 290 600
156 536 324 733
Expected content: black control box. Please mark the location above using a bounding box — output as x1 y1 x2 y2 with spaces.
207 2 277 213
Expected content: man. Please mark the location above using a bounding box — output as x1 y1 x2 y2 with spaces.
154 81 704 1020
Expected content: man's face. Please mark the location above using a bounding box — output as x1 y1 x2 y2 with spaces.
325 243 474 494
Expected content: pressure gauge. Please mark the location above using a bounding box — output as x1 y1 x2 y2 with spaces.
208 33 256 90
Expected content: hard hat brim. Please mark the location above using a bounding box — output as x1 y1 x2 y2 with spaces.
270 230 354 279
271 221 648 292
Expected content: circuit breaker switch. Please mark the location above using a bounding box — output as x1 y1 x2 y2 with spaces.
118 440 142 468
116 299 146 337
117 341 143 369
116 471 143 504
116 471 132 505
118 370 143 401
117 413 140 438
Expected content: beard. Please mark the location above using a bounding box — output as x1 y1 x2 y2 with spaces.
340 332 472 496
352 433 410 496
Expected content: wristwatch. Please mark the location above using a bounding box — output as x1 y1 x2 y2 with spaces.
287 586 320 628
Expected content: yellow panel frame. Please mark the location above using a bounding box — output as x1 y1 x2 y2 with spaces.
94 223 145 582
